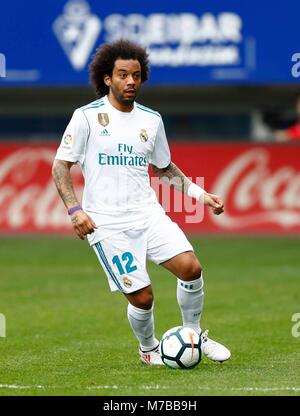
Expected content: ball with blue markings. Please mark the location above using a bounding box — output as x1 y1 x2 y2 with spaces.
159 326 202 369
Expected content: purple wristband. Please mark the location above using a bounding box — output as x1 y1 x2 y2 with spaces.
67 205 82 215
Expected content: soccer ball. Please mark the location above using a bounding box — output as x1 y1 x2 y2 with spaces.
159 326 202 369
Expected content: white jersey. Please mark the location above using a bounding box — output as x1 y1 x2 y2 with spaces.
55 95 171 244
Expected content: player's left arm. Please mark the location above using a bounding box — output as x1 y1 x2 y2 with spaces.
151 161 224 215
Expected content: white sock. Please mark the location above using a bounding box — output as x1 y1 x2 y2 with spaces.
127 303 159 352
177 273 204 334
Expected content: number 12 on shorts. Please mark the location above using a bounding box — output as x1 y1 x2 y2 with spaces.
112 252 137 275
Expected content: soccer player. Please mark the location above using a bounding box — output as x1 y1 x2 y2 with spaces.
52 40 231 365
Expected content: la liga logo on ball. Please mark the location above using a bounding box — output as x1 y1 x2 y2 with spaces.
159 326 202 369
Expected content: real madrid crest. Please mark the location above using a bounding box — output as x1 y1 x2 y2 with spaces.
140 129 148 143
122 276 133 288
98 113 109 127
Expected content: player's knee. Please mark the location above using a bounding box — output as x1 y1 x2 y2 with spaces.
136 294 153 310
129 290 154 310
180 259 202 281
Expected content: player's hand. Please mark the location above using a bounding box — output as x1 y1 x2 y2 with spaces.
70 210 97 240
203 193 224 215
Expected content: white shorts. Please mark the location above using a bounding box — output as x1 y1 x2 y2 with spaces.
92 212 193 294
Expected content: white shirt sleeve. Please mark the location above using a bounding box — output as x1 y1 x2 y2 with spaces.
150 118 171 168
55 109 89 164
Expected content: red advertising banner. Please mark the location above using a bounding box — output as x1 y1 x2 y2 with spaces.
0 142 300 235
0 143 81 234
170 142 300 234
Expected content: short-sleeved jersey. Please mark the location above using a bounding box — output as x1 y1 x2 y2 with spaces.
55 95 171 243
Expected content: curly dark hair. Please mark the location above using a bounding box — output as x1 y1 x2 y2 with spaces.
89 39 150 97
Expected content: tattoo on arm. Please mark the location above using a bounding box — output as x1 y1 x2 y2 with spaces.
152 162 192 193
52 160 80 209
71 215 79 225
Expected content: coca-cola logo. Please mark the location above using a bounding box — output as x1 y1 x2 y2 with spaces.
211 148 300 228
1 145 300 233
0 147 83 230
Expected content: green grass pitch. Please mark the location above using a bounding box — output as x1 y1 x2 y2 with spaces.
0 235 300 396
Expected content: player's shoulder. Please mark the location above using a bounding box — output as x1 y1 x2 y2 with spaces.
135 102 161 120
79 97 106 113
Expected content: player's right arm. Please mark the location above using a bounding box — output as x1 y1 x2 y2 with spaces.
52 108 97 240
52 159 97 240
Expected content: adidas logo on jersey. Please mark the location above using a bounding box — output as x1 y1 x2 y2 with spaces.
100 128 110 136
